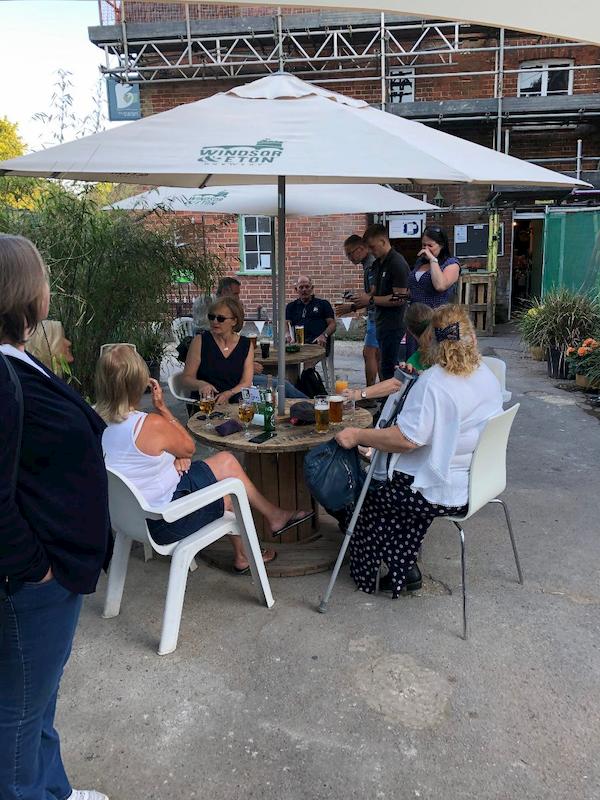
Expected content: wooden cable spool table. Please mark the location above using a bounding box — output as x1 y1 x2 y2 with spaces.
187 399 373 576
253 343 325 383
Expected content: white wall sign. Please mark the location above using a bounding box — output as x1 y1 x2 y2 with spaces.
388 213 426 239
455 225 468 243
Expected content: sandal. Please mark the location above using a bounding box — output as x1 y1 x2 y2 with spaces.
233 548 277 575
271 510 314 538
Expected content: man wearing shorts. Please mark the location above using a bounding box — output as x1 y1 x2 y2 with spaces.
339 235 380 385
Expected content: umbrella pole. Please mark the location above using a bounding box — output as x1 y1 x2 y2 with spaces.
271 215 277 343
277 176 286 416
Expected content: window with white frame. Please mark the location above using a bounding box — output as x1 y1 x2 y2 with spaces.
241 216 273 272
517 59 574 97
389 67 415 104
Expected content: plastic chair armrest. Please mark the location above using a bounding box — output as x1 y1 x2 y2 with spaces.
158 477 246 523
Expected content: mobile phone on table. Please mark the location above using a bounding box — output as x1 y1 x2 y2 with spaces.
248 431 278 444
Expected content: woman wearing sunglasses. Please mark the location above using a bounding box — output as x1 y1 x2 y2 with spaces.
182 296 253 405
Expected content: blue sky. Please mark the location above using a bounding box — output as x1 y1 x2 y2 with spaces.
0 1 113 150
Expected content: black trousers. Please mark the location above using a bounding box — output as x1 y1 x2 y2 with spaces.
378 328 405 381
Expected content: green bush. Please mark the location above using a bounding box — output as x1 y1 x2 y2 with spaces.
517 289 600 351
0 184 221 397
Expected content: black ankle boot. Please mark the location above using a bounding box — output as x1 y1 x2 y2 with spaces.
378 564 423 594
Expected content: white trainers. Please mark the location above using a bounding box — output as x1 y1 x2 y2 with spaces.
68 791 109 800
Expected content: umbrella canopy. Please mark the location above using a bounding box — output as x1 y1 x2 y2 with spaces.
109 184 437 216
0 73 587 190
130 0 599 47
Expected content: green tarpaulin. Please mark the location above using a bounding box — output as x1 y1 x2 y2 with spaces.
542 210 600 296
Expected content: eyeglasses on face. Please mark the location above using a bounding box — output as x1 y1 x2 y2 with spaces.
347 246 365 257
208 313 234 323
297 283 312 290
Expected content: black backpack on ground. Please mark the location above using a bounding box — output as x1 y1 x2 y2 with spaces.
295 367 327 398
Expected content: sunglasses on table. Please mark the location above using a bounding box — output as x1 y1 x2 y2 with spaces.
208 313 234 323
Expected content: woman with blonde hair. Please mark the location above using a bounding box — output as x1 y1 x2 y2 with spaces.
96 346 312 570
26 319 74 377
335 304 502 597
0 234 111 800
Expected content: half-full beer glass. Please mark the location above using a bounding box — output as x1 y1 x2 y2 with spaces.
314 395 330 433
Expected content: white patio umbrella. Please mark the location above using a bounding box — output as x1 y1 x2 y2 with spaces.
132 0 599 47
109 183 437 354
0 73 587 411
109 183 436 216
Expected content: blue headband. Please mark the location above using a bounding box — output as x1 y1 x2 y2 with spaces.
434 322 460 343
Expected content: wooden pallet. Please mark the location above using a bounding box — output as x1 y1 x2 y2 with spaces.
458 272 496 335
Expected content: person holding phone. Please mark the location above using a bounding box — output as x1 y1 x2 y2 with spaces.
406 226 460 358
0 235 112 800
96 346 312 573
347 224 410 381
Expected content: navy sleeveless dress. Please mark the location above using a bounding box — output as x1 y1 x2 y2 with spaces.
196 331 251 398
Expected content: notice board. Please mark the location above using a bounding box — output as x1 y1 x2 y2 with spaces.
454 223 504 258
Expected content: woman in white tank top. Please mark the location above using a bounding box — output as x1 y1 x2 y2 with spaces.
96 346 313 573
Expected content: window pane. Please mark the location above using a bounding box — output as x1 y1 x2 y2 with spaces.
259 234 272 252
245 252 259 270
245 234 257 251
547 67 570 94
244 217 257 233
519 69 543 96
257 217 271 233
260 253 271 269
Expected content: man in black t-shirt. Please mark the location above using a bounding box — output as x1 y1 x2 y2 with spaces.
286 275 336 351
349 224 409 380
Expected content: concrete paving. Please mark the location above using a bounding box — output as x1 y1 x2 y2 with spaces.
59 327 600 800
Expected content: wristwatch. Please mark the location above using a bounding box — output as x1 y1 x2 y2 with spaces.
360 389 368 400
431 257 439 263
368 296 375 307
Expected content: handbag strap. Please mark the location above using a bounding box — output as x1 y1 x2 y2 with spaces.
0 352 23 502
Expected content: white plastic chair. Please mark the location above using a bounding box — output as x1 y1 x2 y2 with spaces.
103 468 274 655
447 403 523 640
167 370 194 404
171 316 194 344
482 356 512 403
320 335 335 392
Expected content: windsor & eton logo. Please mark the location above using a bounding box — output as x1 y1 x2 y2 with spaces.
198 139 284 166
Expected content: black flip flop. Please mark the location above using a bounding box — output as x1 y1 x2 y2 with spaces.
233 549 278 575
271 510 314 538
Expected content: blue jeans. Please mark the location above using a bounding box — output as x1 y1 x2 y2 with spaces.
0 578 82 800
253 374 307 398
378 328 405 381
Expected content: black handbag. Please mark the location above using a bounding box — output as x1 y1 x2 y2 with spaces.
304 439 365 512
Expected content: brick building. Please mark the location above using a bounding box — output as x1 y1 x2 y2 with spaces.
90 3 600 319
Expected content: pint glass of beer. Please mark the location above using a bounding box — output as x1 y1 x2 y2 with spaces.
314 395 330 433
247 333 257 349
294 325 305 345
328 395 344 425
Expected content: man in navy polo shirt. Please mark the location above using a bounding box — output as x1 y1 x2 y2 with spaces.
286 275 336 350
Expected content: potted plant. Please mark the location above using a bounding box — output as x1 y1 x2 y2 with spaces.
518 290 600 379
583 346 600 390
130 322 170 382
567 338 600 389
516 300 546 360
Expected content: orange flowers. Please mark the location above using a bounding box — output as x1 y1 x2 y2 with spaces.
567 338 599 359
582 338 599 348
578 346 591 357
566 346 576 356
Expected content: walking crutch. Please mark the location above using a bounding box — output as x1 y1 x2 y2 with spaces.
318 369 418 613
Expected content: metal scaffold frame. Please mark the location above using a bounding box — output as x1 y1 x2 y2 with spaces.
95 2 598 107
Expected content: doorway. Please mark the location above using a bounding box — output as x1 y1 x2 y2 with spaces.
511 215 545 307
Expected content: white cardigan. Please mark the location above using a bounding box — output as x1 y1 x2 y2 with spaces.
373 363 503 507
